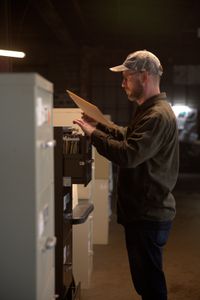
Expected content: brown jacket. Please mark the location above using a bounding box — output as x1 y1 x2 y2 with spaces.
91 93 179 224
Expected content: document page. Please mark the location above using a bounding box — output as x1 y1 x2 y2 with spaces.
66 90 112 127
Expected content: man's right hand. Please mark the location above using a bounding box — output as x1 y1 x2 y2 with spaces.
82 113 98 127
73 119 96 137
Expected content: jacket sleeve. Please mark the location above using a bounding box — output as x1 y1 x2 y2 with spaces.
91 115 168 167
96 122 127 141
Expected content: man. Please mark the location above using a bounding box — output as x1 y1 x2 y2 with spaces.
74 50 179 300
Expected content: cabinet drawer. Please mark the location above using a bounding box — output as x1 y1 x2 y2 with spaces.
63 155 92 186
36 145 54 192
39 267 55 300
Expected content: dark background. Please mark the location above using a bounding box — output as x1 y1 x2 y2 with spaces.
1 0 200 125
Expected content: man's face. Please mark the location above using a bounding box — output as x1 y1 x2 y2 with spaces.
122 70 144 102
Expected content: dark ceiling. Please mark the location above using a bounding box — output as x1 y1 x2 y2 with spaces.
1 0 200 118
1 0 200 53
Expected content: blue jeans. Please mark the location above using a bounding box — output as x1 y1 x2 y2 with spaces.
124 221 172 300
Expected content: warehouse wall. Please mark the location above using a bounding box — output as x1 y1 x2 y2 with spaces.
12 46 200 126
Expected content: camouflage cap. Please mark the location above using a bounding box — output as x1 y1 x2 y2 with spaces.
109 50 163 76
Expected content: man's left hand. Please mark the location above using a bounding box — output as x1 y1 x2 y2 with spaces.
73 119 96 136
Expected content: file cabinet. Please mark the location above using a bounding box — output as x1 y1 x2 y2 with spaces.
54 125 93 299
54 127 81 300
0 73 56 300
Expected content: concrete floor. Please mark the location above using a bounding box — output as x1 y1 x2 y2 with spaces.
81 173 200 300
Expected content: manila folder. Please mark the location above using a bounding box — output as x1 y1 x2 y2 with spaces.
66 90 112 127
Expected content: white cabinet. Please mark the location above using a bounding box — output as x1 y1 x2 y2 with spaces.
93 149 112 244
93 179 110 244
0 73 55 300
53 107 82 132
72 181 94 289
73 214 93 289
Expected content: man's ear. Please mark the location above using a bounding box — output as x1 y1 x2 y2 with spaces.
140 71 148 84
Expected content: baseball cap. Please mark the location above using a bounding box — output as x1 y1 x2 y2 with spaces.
109 50 163 76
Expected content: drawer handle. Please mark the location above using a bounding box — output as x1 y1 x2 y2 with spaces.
79 159 94 166
45 236 57 250
87 159 94 164
41 140 56 149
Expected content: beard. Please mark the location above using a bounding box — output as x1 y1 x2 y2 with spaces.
127 80 144 102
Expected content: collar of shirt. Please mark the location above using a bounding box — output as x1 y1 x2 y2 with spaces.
138 92 167 111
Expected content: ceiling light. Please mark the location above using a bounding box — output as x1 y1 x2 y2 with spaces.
0 49 26 58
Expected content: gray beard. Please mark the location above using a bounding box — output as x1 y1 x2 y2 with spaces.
128 83 144 102
128 96 137 102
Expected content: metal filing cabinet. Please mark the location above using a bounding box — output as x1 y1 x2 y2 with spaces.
54 116 94 299
0 73 56 300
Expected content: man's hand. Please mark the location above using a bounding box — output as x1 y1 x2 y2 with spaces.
81 113 98 127
73 119 96 136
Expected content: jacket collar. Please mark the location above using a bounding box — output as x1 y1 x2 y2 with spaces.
138 92 167 111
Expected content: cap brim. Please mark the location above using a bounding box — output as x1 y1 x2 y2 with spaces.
109 64 129 72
